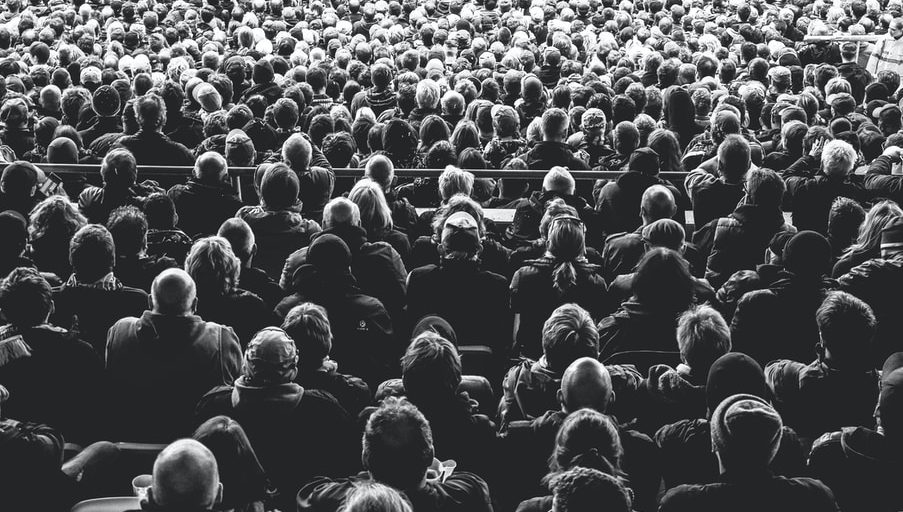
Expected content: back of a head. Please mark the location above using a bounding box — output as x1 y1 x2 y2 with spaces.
0 267 53 327
542 303 600 373
746 168 786 209
640 184 677 223
820 139 857 178
322 196 361 229
194 151 228 183
217 218 255 262
101 148 138 189
107 206 148 258
151 268 197 315
560 357 613 413
135 93 166 131
710 394 783 472
438 166 475 201
543 166 575 195
816 291 876 370
363 397 434 490
70 224 115 282
552 408 622 475
365 154 395 191
282 133 313 173
345 482 412 512
151 439 221 510
0 210 27 257
550 467 632 512
401 331 462 402
705 353 767 415
185 236 241 298
632 247 694 313
717 134 751 182
677 305 731 376
282 302 332 370
542 108 570 141
260 163 300 211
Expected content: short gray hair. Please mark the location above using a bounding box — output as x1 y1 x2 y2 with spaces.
821 139 857 177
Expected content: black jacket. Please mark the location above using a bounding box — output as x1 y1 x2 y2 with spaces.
525 141 589 171
783 155 868 234
112 130 195 166
838 253 903 365
864 154 903 204
595 172 684 236
659 472 838 512
167 180 244 237
78 182 164 224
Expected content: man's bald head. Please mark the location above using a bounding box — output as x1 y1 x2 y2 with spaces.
364 154 395 191
151 439 221 510
193 151 228 183
282 133 312 173
217 218 255 263
559 357 614 413
322 197 361 229
151 268 197 315
640 184 677 224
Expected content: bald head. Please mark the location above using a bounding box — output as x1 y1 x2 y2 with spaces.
151 268 197 315
282 133 312 173
194 151 228 183
151 439 220 510
364 154 395 191
559 357 613 413
640 184 677 224
217 218 255 263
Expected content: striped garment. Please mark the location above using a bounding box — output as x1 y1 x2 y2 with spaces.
867 35 903 75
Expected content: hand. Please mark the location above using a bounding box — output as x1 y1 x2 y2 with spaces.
809 138 825 158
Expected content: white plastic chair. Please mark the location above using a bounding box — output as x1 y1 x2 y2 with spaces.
70 496 142 512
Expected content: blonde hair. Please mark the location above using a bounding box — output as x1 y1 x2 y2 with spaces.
185 236 241 297
438 166 475 201
349 178 394 239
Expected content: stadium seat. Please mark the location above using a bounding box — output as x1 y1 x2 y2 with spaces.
71 497 141 512
604 350 682 374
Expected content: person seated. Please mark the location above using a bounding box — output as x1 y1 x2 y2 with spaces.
27 195 87 281
681 109 744 173
349 178 411 262
217 218 284 308
606 219 714 305
509 198 605 272
0 161 42 220
237 163 322 279
655 352 807 490
507 167 597 248
544 467 633 512
276 234 397 388
827 197 866 261
511 213 608 358
112 93 194 166
297 397 493 512
766 291 879 441
107 205 178 292
524 108 588 170
143 193 194 265
280 197 406 326
50 224 148 357
282 133 335 222
597 248 700 361
596 146 684 236
684 135 750 231
784 139 868 235
515 409 633 512
407 211 511 359
77 148 163 224
343 481 412 512
0 210 35 277
0 267 103 443
185 236 274 348
658 394 836 512
106 268 241 441
364 154 418 234
808 356 903 512
636 305 731 434
731 231 838 365
0 416 120 511
167 151 244 238
197 327 358 511
702 168 796 289
282 302 371 417
141 439 223 512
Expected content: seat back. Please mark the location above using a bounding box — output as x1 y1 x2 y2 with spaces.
459 375 495 417
603 350 681 374
71 497 142 512
115 442 167 486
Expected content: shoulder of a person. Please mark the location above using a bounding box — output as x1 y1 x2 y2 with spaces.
438 471 491 500
809 429 845 458
655 418 709 446
301 387 347 411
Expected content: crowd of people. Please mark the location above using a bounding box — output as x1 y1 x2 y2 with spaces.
4 0 903 510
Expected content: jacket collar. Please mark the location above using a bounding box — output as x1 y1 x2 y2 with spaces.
231 376 305 413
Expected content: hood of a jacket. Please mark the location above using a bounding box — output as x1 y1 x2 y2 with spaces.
231 377 305 414
731 204 786 232
840 427 902 465
313 224 368 252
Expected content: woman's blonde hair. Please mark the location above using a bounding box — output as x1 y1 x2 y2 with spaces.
185 236 241 297
349 178 394 239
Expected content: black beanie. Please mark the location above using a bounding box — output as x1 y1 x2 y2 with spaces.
705 353 767 414
252 59 275 85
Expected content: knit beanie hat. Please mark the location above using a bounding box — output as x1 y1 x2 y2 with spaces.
243 327 299 385
193 82 223 113
308 234 353 274
783 230 832 278
710 394 783 469
92 85 121 117
47 137 79 164
252 59 275 84
881 218 903 257
411 315 458 345
642 218 684 251
629 147 660 175
225 129 255 165
582 108 607 131
705 353 767 414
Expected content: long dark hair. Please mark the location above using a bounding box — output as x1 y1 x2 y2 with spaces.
193 416 272 511
662 86 697 149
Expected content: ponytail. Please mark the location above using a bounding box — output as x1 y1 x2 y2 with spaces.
552 260 577 294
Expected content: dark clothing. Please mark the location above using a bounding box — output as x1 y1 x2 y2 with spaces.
297 471 493 512
799 42 842 67
114 254 179 293
51 280 149 358
78 182 164 224
507 190 599 248
865 154 903 204
298 364 371 417
655 420 807 490
0 128 35 159
195 289 275 348
240 81 283 105
298 167 336 222
766 359 879 440
730 274 837 366
275 274 398 389
705 204 796 289
105 311 242 441
238 265 284 309
167 180 244 237
659 472 838 512
196 381 358 511
385 189 418 234
509 240 603 272
78 116 122 148
783 155 868 234
0 192 38 220
410 235 512 278
524 141 589 170
596 172 683 236
237 205 321 279
164 114 205 148
808 426 903 512
837 254 903 365
597 300 684 362
684 169 746 230
837 62 873 104
511 258 608 358
407 261 511 356
0 324 103 443
601 229 706 281
146 228 193 264
112 130 195 166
